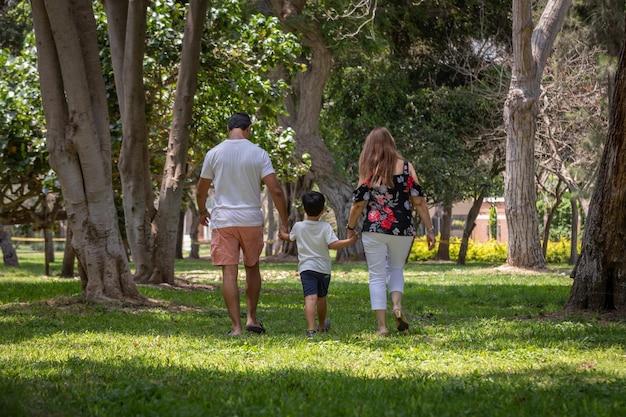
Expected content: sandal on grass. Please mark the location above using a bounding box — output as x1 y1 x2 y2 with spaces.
393 309 409 332
245 323 266 334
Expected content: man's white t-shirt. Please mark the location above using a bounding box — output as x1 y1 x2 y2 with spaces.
289 220 339 274
200 139 274 229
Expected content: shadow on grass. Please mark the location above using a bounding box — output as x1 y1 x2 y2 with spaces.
1 354 625 417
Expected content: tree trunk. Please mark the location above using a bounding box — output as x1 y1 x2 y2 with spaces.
566 39 626 313
150 0 209 283
568 194 578 265
104 0 156 282
504 0 571 269
0 228 19 267
61 226 75 277
176 209 184 259
189 207 200 259
44 227 53 276
541 181 564 258
435 203 452 261
31 0 141 303
457 194 484 265
270 0 364 261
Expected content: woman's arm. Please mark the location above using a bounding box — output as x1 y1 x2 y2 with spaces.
408 163 436 250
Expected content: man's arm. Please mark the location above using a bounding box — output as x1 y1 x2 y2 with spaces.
196 177 212 226
262 173 289 233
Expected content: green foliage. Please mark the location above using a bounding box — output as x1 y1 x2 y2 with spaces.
399 87 503 204
2 250 626 416
189 0 304 178
376 0 512 87
321 59 412 178
0 1 31 54
537 193 575 241
0 35 59 225
252 123 310 183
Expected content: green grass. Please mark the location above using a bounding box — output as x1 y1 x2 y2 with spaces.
1 250 625 416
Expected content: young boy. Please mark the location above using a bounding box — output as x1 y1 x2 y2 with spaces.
279 191 358 337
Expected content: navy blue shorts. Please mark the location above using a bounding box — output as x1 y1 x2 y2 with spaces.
300 270 331 298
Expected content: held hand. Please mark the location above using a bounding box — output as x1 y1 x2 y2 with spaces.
427 232 436 250
200 212 210 226
278 229 289 241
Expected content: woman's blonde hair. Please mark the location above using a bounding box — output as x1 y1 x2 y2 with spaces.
358 127 402 188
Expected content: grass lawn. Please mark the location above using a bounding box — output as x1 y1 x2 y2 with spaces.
1 249 625 416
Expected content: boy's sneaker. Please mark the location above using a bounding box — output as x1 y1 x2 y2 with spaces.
317 318 331 333
306 330 318 337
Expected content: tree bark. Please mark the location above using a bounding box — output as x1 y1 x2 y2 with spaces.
103 0 156 282
504 0 571 269
31 0 141 303
61 226 75 277
568 194 578 265
189 206 200 259
176 209 184 259
566 38 626 313
457 194 484 265
44 227 53 276
150 0 209 283
0 229 19 267
435 203 452 261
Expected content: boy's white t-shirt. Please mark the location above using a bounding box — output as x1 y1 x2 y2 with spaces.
200 139 274 229
289 220 339 274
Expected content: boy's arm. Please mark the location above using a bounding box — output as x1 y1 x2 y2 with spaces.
328 233 358 250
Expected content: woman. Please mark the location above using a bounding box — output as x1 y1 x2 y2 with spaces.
346 127 436 335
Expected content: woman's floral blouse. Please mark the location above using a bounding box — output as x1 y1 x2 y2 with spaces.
352 161 425 236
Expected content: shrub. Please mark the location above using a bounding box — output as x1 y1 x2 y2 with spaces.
409 236 578 264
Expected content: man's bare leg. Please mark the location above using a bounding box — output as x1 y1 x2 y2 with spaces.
244 263 262 328
222 264 241 334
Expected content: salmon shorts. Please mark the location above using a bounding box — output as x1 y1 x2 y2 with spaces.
210 226 264 267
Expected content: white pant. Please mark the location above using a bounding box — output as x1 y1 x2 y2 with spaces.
361 232 414 311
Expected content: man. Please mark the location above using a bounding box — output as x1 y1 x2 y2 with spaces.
196 112 289 335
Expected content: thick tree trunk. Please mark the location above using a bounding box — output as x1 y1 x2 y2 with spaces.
61 226 75 277
0 229 19 267
31 0 141 303
104 0 156 282
176 210 184 259
457 195 484 265
270 0 364 261
150 0 209 283
504 0 571 269
566 41 626 314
